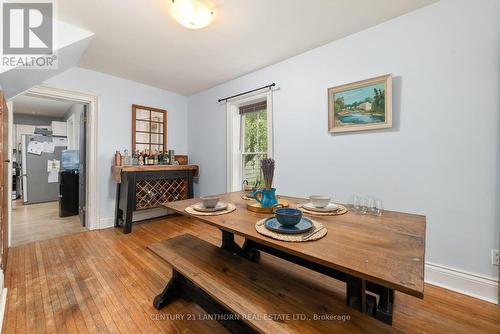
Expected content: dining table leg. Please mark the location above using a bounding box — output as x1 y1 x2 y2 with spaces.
366 282 394 324
219 232 393 325
219 230 260 261
242 239 261 261
346 276 377 317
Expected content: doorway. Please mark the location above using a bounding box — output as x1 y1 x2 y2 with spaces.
10 94 88 246
6 85 99 248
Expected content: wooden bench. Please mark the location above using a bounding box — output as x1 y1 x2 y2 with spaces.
148 234 397 334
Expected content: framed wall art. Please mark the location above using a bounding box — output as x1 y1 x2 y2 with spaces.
328 74 392 133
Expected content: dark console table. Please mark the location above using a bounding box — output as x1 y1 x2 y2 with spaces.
113 165 198 234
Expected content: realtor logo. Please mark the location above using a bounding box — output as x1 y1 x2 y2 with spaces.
3 2 53 55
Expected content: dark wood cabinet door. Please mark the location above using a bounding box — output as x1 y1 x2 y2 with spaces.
0 91 9 270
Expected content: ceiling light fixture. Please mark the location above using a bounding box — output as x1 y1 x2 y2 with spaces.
170 0 215 30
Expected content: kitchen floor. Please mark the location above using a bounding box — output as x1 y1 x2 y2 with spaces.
11 199 87 246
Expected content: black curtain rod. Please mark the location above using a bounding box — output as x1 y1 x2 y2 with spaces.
218 83 276 103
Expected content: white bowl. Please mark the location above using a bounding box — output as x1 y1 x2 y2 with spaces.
200 195 219 208
309 195 331 208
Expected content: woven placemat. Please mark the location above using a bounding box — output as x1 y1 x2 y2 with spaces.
255 218 327 242
297 204 348 216
185 203 236 216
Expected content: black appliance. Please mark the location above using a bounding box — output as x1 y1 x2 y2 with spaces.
59 170 79 217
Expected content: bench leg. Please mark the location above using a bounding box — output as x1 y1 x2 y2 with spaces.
153 270 182 310
220 230 260 262
180 278 257 334
153 268 257 333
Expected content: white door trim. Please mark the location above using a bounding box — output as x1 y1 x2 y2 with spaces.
9 84 100 233
0 269 7 333
6 101 13 248
66 114 75 149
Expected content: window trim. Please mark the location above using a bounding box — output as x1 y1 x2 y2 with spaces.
226 90 273 192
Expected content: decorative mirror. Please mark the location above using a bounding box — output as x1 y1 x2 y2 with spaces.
132 104 167 152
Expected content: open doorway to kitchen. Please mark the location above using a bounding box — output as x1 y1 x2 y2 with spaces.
9 93 88 246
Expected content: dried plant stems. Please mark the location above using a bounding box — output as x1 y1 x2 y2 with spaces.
261 158 275 189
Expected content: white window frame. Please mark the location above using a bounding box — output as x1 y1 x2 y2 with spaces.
226 90 273 192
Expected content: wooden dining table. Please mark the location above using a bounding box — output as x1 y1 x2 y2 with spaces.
163 191 426 325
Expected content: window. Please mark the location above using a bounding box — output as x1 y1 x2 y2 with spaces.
226 91 273 192
240 101 267 187
132 104 167 153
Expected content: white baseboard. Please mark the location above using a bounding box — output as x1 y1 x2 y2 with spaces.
425 262 498 304
99 209 175 231
99 217 115 229
0 270 7 333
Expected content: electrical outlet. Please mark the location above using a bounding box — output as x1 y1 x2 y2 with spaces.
492 249 499 266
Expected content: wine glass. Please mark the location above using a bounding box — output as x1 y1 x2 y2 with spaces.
368 196 377 215
352 195 361 213
359 196 368 214
375 199 384 216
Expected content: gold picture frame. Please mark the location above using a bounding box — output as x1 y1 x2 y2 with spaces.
328 74 392 133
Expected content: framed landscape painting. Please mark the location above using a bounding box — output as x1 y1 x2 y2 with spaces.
328 74 392 133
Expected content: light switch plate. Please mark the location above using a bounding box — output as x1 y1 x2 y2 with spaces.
492 249 499 266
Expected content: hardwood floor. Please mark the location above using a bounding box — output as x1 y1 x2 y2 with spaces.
12 200 87 246
4 215 500 333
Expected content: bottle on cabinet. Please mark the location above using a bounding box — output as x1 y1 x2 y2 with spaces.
153 149 158 165
122 148 179 166
138 151 144 165
123 149 131 166
158 151 164 165
163 151 170 165
132 150 138 165
168 150 175 165
114 151 122 166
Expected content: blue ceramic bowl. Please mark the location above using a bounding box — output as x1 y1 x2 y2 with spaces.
274 208 303 226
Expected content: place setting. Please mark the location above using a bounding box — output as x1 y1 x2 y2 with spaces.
297 195 348 216
241 179 259 200
245 159 327 242
185 195 236 216
255 207 327 242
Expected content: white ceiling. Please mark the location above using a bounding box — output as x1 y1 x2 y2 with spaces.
58 0 437 95
12 95 75 117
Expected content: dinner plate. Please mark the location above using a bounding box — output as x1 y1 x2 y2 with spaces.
192 202 228 212
303 202 338 212
264 217 313 234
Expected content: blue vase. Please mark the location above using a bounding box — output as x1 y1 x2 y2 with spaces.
254 188 278 208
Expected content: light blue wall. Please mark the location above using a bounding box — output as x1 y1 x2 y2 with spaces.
187 0 500 283
45 67 189 221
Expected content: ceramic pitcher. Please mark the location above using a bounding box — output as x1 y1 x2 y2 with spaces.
254 188 278 208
